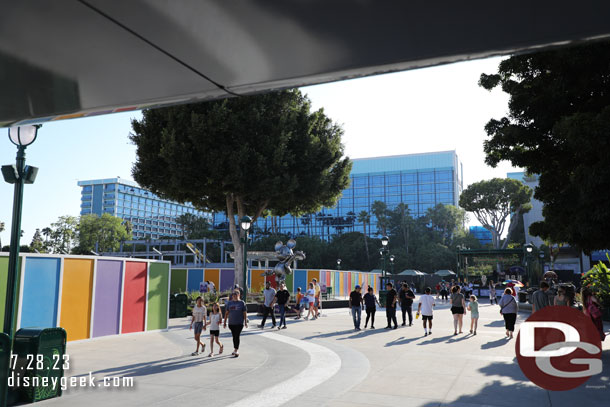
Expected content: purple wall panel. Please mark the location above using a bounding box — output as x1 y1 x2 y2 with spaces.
220 269 235 292
92 260 123 338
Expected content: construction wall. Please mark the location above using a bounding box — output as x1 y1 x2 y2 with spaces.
0 253 170 342
170 267 380 297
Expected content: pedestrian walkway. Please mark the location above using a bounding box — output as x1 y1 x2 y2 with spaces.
37 296 610 407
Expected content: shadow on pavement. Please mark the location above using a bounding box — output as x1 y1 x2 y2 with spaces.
480 337 511 350
417 334 454 345
385 336 421 347
485 320 505 327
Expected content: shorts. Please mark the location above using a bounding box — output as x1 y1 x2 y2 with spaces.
451 306 465 315
470 314 479 319
422 315 433 321
194 321 204 335
315 298 320 307
210 329 220 337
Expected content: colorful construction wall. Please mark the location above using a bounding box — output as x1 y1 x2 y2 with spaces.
0 254 170 342
171 267 380 298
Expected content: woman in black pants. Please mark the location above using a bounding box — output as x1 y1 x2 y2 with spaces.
498 288 518 339
223 290 248 357
363 286 381 329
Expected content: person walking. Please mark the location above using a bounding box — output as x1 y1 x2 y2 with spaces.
467 295 479 335
305 282 316 320
313 278 322 317
207 302 224 357
189 296 207 355
363 286 380 329
554 285 569 306
294 287 304 319
275 282 290 329
349 285 364 330
259 281 277 329
488 280 497 304
417 287 435 336
498 288 518 339
224 290 248 357
440 281 449 302
582 287 606 341
384 282 398 329
399 283 416 326
532 281 551 313
450 286 467 335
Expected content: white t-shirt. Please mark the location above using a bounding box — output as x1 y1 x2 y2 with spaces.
419 294 435 316
209 313 221 330
306 288 315 303
192 305 207 322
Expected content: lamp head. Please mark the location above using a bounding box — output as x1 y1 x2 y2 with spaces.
524 243 534 253
389 255 395 262
337 258 341 265
381 235 389 246
9 125 40 147
240 215 252 231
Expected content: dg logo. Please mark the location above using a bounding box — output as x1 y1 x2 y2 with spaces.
516 306 603 391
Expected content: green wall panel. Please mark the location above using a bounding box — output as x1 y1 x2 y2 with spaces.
147 262 170 330
0 256 22 330
170 269 187 294
285 272 294 292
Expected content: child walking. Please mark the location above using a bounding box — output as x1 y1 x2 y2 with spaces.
468 295 479 335
417 287 435 336
208 303 224 357
189 297 207 355
294 287 304 319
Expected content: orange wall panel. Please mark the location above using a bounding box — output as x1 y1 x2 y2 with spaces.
60 259 94 341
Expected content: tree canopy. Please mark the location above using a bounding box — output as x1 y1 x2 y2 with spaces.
459 178 532 249
479 41 610 251
130 90 351 286
76 214 131 253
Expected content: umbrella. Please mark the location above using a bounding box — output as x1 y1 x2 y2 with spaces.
434 269 456 277
503 279 524 287
543 270 558 280
398 269 425 276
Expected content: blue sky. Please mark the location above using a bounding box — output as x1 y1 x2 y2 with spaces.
0 56 518 245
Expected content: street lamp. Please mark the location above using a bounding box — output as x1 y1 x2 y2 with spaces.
336 258 341 270
389 254 395 275
240 216 252 302
380 235 389 277
524 243 534 285
2 126 40 336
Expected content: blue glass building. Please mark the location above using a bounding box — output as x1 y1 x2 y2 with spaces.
214 150 463 239
78 178 210 239
469 226 493 246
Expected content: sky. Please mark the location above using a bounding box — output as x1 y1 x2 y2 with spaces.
0 56 519 246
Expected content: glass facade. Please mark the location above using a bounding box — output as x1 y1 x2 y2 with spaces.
214 151 463 239
469 226 493 246
78 178 210 239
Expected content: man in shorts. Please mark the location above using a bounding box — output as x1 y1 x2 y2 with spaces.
417 287 436 336
313 278 321 317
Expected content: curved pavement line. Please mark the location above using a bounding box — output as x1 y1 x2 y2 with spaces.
225 332 342 407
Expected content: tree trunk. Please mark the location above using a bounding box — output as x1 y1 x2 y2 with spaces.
226 194 244 289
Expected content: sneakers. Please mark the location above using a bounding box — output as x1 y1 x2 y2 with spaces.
384 326 391 329
282 326 287 329
393 326 398 330
258 324 264 329
371 326 375 329
424 332 428 336
191 351 199 356
401 323 406 326
278 326 281 330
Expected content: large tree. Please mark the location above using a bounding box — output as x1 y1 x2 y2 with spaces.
426 203 467 246
76 214 131 253
459 178 532 250
479 41 610 251
130 90 351 288
357 210 371 267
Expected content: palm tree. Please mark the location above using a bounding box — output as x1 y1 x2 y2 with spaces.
0 221 4 249
357 211 371 267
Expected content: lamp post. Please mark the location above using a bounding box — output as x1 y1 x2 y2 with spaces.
389 254 395 275
240 216 252 302
538 251 545 282
2 126 40 338
524 243 534 285
336 258 341 270
380 235 389 277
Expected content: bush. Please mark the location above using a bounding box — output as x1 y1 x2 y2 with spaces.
582 255 610 307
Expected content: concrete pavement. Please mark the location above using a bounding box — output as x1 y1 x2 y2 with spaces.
35 296 610 407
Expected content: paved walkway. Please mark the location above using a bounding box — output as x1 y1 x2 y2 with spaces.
36 297 610 407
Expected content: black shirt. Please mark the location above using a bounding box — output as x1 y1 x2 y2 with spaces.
275 289 290 305
363 293 377 308
386 289 397 308
350 291 363 306
399 289 414 307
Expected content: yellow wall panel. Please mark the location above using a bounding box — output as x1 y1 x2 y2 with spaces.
307 270 320 285
250 269 266 293
204 269 220 290
60 259 94 341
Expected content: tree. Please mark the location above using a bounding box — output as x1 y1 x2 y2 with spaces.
357 210 371 267
371 200 389 236
176 213 212 239
130 90 351 288
427 204 468 246
76 214 131 253
459 178 532 250
30 228 45 253
388 203 411 254
0 220 4 249
47 215 79 254
479 41 610 251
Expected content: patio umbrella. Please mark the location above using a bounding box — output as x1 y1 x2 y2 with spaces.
434 269 456 277
399 269 425 276
502 279 524 287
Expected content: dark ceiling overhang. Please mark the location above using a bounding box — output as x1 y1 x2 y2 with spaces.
2 0 610 127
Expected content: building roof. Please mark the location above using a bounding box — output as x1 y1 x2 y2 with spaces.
351 151 458 174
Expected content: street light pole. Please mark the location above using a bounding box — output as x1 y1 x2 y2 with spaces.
389 254 395 275
240 216 252 302
524 243 534 286
337 258 341 271
381 235 389 277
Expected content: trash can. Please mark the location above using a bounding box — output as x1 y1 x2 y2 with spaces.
169 295 177 318
175 294 189 318
518 291 527 303
0 333 10 404
12 327 66 402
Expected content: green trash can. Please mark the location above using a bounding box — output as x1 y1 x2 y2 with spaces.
169 295 177 318
0 333 10 404
12 327 66 402
175 294 188 318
